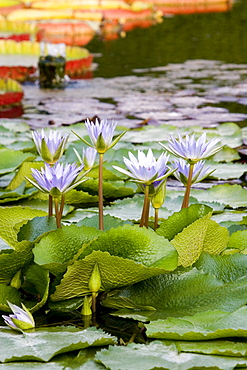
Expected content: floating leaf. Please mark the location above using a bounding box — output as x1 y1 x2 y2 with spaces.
0 283 21 311
194 252 247 282
33 225 102 276
18 216 57 243
78 179 134 199
157 204 212 241
164 338 247 357
0 206 46 247
95 341 247 370
22 264 50 313
0 326 116 363
227 230 247 250
171 213 211 266
146 306 247 340
103 254 247 319
190 184 247 208
0 149 35 175
0 241 33 283
51 250 169 301
77 214 132 230
7 161 43 190
63 189 99 205
208 161 246 180
78 224 177 270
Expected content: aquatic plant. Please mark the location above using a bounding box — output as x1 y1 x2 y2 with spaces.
26 162 87 228
160 132 222 208
113 149 174 228
73 118 126 230
2 302 35 332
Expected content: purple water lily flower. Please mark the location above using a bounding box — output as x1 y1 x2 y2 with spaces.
26 162 86 196
160 132 222 164
32 129 69 164
2 302 35 331
73 118 126 154
113 149 173 191
172 159 214 185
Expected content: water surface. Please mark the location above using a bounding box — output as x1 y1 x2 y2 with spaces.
87 0 247 78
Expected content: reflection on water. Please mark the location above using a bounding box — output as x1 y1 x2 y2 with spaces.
88 0 246 78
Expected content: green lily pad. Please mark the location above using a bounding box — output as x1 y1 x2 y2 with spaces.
194 252 247 282
0 149 35 175
62 189 99 205
0 283 21 311
78 224 177 270
77 214 133 230
0 326 117 363
157 203 212 241
0 240 33 283
227 230 247 250
146 306 247 340
18 216 57 243
95 340 247 370
49 296 85 312
208 161 246 180
51 250 170 301
170 213 229 267
7 162 43 191
190 184 247 208
211 146 240 162
78 179 134 199
22 264 50 313
163 338 247 357
0 206 46 247
216 122 243 148
102 254 247 319
33 225 102 276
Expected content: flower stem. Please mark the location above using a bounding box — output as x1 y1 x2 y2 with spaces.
54 198 61 228
181 164 194 209
48 194 53 217
154 208 159 231
59 194 65 221
91 292 97 313
99 153 104 230
140 185 150 228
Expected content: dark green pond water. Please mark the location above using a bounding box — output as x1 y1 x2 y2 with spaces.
88 0 247 78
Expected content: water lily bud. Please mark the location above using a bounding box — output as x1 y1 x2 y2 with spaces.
88 262 101 293
10 269 22 290
151 182 166 209
2 302 35 332
32 129 69 165
81 296 92 316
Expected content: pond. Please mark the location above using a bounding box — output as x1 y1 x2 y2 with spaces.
18 0 247 130
88 0 247 78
